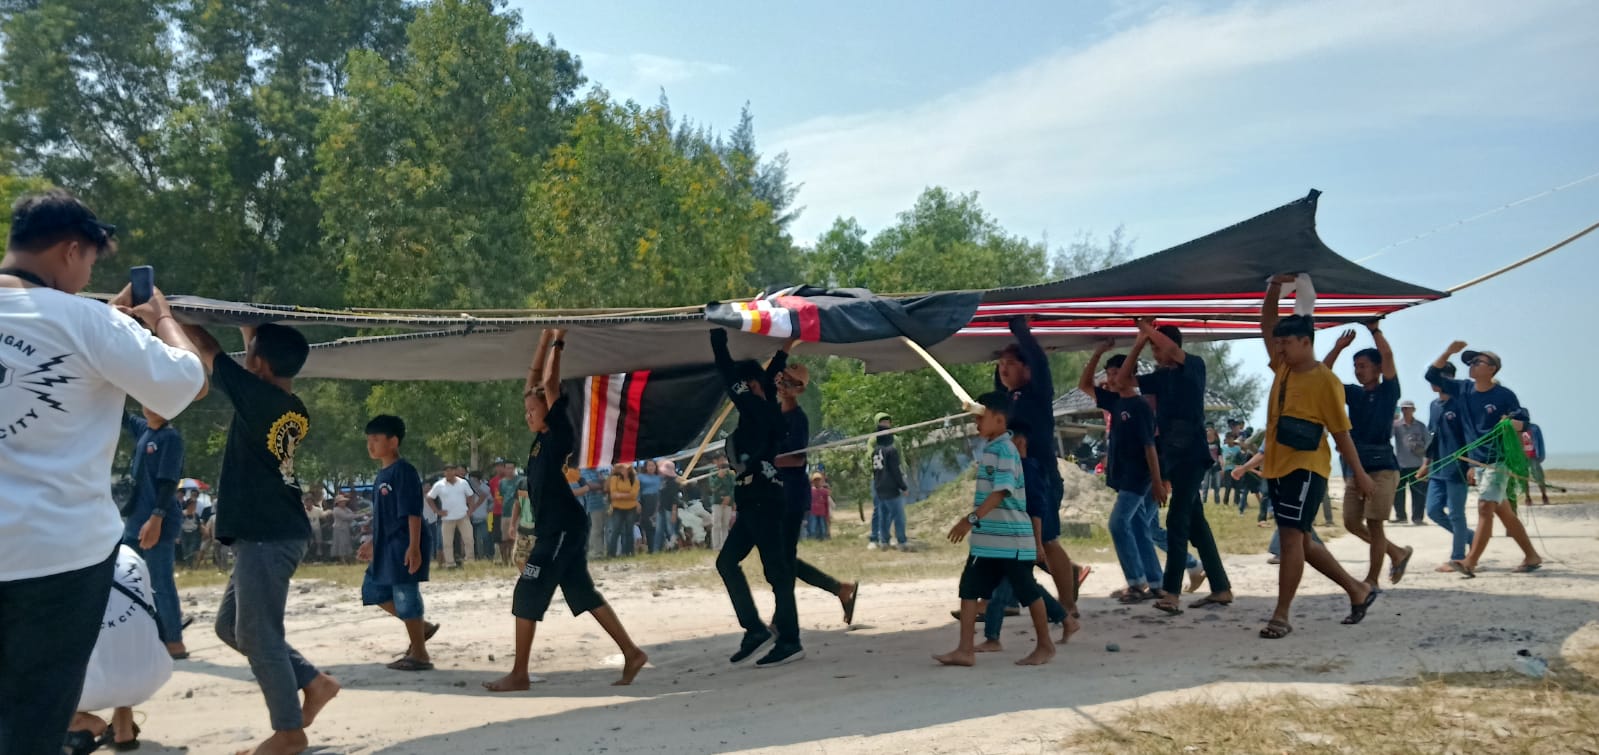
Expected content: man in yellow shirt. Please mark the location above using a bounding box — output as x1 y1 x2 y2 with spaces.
1258 274 1378 640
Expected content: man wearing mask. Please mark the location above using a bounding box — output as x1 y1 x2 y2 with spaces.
870 412 909 551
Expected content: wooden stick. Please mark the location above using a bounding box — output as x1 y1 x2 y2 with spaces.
685 401 736 474
900 336 978 413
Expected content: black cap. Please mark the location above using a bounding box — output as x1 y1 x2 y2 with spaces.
975 390 1011 415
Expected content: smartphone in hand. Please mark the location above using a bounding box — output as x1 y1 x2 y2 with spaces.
129 265 154 306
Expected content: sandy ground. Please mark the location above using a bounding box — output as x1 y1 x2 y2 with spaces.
128 500 1598 754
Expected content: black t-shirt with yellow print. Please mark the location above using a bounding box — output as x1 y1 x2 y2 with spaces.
211 356 312 544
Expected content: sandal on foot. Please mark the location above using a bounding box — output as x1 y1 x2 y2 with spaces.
842 583 859 625
1341 587 1379 625
1075 565 1092 588
1390 546 1414 584
387 656 435 671
1117 587 1152 604
425 622 441 640
1153 600 1183 616
1512 562 1543 574
1190 595 1232 609
1259 618 1292 639
63 729 99 755
1455 561 1476 579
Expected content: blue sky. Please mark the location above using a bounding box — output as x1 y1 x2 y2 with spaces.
512 0 1599 457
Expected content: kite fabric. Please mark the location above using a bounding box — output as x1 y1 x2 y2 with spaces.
134 189 1445 382
562 363 728 468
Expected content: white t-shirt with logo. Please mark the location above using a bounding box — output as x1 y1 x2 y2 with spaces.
79 545 173 711
0 286 205 580
428 477 473 521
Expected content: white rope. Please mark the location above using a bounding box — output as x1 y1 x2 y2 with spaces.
676 410 971 483
1355 169 1599 264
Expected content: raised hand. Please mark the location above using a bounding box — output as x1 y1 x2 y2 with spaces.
1335 329 1357 350
1269 273 1298 285
1447 340 1468 354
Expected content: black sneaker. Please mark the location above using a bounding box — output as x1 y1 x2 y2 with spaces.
729 630 773 664
755 643 805 668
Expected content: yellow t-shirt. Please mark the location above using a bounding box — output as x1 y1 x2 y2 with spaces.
1264 359 1352 480
609 476 640 510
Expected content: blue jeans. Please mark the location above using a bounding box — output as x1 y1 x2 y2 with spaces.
984 578 1067 641
1141 494 1200 573
873 493 907 545
1426 477 1474 561
215 539 319 731
653 510 674 553
807 513 830 540
472 518 491 559
122 536 183 644
427 521 442 558
1269 526 1323 556
1109 487 1163 588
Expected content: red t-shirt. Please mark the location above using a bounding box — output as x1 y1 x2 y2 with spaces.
810 486 831 517
489 474 505 515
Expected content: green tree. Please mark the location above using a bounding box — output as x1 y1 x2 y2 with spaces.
524 94 771 308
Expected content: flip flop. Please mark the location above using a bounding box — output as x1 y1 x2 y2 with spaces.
425 622 441 640
64 729 99 755
386 656 435 671
1455 561 1476 579
1259 618 1292 639
1117 587 1152 604
97 722 141 752
1189 595 1232 609
842 583 860 625
1186 571 1208 593
1075 565 1092 588
1153 600 1183 616
1390 546 1414 584
1341 587 1380 625
1512 562 1543 573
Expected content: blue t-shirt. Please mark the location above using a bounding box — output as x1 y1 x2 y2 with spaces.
1427 395 1469 483
368 458 429 585
1425 367 1520 463
1137 353 1213 469
638 471 664 496
580 468 610 514
122 414 184 544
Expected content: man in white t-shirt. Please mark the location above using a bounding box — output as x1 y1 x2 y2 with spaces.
0 190 206 753
427 465 479 568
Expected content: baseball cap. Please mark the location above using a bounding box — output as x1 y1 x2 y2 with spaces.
1399 399 1415 409
872 411 892 425
1460 350 1501 370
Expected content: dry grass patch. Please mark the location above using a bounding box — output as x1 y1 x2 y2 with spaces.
1072 648 1599 754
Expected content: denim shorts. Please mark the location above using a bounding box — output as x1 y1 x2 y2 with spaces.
361 574 425 620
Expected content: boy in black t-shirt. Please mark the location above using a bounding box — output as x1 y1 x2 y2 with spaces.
709 328 806 669
483 330 647 692
182 323 339 754
358 415 436 672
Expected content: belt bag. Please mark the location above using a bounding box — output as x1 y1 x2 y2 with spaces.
1356 444 1393 471
1274 372 1325 452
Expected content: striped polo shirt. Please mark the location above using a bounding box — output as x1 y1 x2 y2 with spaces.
970 432 1035 561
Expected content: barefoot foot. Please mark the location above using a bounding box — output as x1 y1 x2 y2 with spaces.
299 673 339 727
974 639 1004 653
933 649 976 667
240 729 309 755
615 648 648 686
483 671 533 692
1060 615 1081 644
1016 645 1056 666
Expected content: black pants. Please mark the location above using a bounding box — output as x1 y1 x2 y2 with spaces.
608 508 638 556
1395 468 1426 523
1162 463 1231 596
0 549 116 754
716 483 799 648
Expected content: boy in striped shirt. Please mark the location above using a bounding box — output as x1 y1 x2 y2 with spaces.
936 392 1055 668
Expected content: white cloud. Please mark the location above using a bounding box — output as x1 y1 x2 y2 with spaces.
772 0 1599 242
580 51 733 103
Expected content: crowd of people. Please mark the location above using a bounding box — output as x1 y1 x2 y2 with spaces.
0 190 1556 755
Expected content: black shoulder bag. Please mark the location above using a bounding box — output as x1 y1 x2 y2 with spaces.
1274 370 1326 452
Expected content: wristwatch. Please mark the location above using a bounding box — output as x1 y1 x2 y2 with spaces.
966 513 980 528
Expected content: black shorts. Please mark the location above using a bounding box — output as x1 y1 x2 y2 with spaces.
1268 469 1327 532
511 528 605 622
957 556 1041 606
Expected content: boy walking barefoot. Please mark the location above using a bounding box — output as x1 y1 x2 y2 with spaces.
484 330 647 691
358 415 436 672
183 323 338 755
936 392 1054 668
